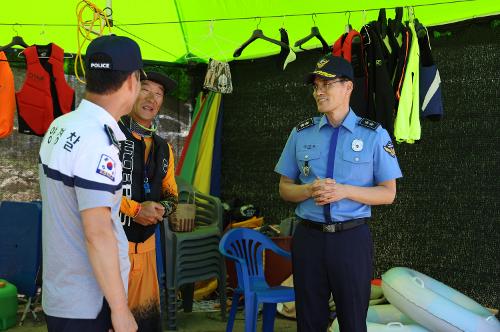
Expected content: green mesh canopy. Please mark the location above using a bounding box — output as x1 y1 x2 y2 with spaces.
1 0 498 63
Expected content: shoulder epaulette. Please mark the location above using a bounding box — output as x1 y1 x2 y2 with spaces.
358 118 380 130
296 118 315 132
104 124 120 150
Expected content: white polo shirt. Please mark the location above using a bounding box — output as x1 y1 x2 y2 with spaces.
39 99 130 319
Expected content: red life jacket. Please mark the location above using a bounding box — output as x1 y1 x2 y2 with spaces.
332 30 366 69
333 31 353 61
332 30 369 117
0 51 15 138
16 44 74 136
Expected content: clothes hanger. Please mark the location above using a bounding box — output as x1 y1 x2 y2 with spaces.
409 6 415 23
343 11 362 45
233 18 290 58
361 10 372 46
389 7 404 38
185 20 236 62
409 7 427 38
345 11 353 34
0 36 29 51
413 18 428 38
0 24 29 52
17 26 73 59
17 45 74 59
377 8 388 39
5 25 73 59
293 14 330 53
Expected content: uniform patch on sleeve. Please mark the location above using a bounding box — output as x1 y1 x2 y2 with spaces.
96 154 116 181
104 125 120 150
296 118 314 132
383 141 396 158
358 118 380 130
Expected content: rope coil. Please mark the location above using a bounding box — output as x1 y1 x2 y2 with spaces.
75 0 113 83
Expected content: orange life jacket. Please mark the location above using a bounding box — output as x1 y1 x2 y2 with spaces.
0 51 15 138
16 44 74 136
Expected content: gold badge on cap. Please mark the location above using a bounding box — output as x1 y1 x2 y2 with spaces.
316 59 329 69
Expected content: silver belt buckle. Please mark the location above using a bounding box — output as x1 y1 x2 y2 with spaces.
323 224 336 233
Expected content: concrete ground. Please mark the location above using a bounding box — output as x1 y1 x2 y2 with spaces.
6 309 297 332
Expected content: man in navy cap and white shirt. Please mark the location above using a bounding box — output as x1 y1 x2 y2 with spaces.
275 54 402 331
39 35 145 332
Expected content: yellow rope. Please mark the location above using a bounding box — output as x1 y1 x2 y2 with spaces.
75 0 113 83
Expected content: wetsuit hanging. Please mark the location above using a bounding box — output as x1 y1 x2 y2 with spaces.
394 21 421 143
360 23 396 136
418 25 443 120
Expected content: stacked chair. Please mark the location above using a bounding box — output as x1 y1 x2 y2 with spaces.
162 178 226 330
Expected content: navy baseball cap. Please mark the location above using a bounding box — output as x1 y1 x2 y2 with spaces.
306 54 354 83
143 71 177 94
85 35 145 77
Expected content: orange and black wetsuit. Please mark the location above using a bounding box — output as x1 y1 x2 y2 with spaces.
118 116 178 332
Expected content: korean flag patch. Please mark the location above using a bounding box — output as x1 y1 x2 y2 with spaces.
96 154 116 181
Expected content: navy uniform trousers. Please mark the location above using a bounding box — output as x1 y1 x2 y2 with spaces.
292 222 373 332
45 298 112 332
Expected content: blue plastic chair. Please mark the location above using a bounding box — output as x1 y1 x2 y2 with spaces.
0 201 42 324
219 228 295 332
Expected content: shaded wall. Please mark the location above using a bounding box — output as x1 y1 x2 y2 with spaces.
220 20 499 307
0 63 192 202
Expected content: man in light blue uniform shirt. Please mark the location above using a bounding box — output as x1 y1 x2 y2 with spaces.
275 54 402 332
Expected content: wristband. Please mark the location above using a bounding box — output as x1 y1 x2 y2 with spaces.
132 203 142 218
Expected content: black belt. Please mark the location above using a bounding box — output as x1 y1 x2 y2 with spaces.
300 218 368 233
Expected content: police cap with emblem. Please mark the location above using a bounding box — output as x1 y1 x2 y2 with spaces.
143 71 177 94
86 35 146 78
306 54 354 83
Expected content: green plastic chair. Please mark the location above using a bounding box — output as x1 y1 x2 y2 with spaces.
162 178 226 330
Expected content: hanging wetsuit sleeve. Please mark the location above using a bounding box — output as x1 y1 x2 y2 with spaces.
159 144 178 216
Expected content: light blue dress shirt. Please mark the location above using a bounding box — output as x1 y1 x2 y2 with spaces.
275 109 403 222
